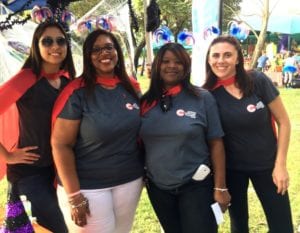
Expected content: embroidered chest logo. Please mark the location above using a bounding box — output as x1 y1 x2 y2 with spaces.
126 103 139 110
246 101 265 113
176 109 197 119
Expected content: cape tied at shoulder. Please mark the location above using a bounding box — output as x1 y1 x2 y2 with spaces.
52 78 84 128
52 76 139 127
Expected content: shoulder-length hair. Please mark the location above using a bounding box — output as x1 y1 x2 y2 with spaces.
81 29 139 100
22 21 76 80
142 43 199 104
202 35 253 96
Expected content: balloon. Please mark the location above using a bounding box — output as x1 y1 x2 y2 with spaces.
177 30 195 49
203 26 220 40
96 17 111 31
31 5 53 24
152 25 174 49
228 21 249 41
61 10 76 26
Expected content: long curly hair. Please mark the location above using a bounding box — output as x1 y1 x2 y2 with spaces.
81 29 139 100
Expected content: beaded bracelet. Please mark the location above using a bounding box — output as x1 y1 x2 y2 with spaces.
214 187 228 192
70 198 88 209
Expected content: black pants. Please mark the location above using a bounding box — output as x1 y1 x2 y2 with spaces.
227 169 293 233
146 177 217 233
13 174 68 233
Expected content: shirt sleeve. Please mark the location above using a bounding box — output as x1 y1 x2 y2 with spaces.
58 90 83 120
253 71 279 104
202 90 224 140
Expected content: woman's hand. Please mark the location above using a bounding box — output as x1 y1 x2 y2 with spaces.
214 189 231 213
272 163 289 195
5 146 40 164
69 193 90 227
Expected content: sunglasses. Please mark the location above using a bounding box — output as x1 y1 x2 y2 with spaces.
40 36 67 47
160 95 173 112
91 44 115 56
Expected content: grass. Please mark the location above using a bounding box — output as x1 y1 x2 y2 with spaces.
1 76 299 233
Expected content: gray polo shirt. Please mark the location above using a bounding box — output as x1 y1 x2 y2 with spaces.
59 84 144 189
140 88 224 190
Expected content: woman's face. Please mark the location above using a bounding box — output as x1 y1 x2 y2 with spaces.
39 27 67 71
160 50 184 89
208 42 239 80
91 35 118 77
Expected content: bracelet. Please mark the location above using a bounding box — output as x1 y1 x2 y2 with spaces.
214 187 228 192
67 190 81 198
70 198 88 209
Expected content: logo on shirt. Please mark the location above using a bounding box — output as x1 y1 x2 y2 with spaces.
176 109 197 119
246 101 265 113
126 103 139 110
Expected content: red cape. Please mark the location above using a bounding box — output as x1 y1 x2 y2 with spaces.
0 69 70 180
0 69 37 180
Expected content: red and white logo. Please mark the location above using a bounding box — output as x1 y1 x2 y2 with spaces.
176 109 185 117
247 104 256 113
126 103 139 110
126 103 134 110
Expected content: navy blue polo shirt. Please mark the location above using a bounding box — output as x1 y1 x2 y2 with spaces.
140 88 224 190
211 71 279 171
58 84 144 189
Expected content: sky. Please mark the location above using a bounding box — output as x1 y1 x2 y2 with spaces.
240 0 300 16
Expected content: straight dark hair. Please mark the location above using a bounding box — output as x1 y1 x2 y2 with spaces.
80 29 139 100
22 21 76 80
142 43 200 105
202 35 253 96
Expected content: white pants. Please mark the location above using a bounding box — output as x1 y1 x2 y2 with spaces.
57 178 143 233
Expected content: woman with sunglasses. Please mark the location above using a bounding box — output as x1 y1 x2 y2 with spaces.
203 35 293 233
139 43 231 233
0 21 75 232
51 29 144 232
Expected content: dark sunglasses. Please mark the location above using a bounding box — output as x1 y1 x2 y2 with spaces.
91 44 115 56
40 36 67 47
160 95 173 112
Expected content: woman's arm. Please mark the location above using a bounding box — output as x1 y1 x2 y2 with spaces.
268 96 291 195
209 138 231 212
51 118 81 194
51 118 90 227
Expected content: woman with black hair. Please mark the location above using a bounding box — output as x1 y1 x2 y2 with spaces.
51 29 144 233
0 21 75 232
140 43 231 233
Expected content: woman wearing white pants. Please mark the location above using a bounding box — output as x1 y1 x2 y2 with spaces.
51 29 144 233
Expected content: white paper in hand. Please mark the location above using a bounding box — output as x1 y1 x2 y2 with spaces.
211 202 224 225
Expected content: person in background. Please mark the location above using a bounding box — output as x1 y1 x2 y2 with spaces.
51 29 144 233
0 21 75 232
256 50 269 72
283 51 297 88
203 35 293 233
140 43 231 233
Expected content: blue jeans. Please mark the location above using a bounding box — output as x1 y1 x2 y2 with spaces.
146 176 217 233
227 169 293 233
13 173 68 233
